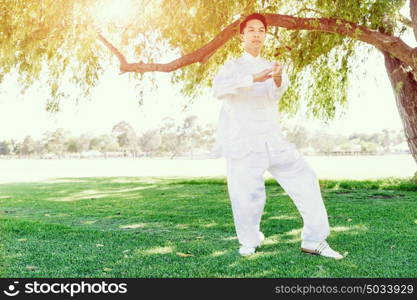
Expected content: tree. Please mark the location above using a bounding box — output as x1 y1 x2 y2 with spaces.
393 128 406 145
42 129 71 158
158 117 188 158
156 115 202 158
190 124 217 153
2 140 19 156
340 142 355 152
66 134 91 154
138 130 162 156
360 141 379 154
1 0 417 163
282 125 310 149
89 134 120 158
111 121 137 157
19 135 37 156
0 141 11 155
309 131 336 153
66 138 79 154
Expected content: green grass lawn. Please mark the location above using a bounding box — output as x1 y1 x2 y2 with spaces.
0 176 416 278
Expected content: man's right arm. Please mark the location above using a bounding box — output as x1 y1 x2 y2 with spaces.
212 60 254 100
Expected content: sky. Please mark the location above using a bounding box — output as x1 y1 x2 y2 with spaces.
0 2 415 141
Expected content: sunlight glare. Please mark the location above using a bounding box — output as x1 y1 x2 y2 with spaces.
90 0 138 26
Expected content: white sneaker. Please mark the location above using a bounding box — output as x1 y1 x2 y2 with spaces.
301 240 344 260
239 232 265 256
239 245 256 256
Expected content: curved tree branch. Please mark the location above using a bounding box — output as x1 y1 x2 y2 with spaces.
264 14 417 69
98 18 242 74
97 13 417 74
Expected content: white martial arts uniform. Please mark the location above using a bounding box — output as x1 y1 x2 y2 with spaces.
211 51 330 248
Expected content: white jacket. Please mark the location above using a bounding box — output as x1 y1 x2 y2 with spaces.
210 51 295 159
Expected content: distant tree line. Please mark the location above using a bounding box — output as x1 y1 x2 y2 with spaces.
0 119 408 159
282 126 407 154
0 116 215 159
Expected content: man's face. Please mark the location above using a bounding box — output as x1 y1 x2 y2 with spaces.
240 19 266 52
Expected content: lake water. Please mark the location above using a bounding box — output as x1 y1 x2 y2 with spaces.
0 155 415 184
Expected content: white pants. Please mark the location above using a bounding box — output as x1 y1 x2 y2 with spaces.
226 142 330 247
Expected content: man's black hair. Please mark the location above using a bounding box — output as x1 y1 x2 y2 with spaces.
239 13 267 34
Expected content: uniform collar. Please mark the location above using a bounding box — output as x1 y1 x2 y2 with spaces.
242 50 262 62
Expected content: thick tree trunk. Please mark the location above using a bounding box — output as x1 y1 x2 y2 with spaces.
411 0 417 40
383 52 417 165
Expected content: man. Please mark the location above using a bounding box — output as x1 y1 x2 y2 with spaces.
211 13 343 259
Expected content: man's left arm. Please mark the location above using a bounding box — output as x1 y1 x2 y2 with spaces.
267 65 290 101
